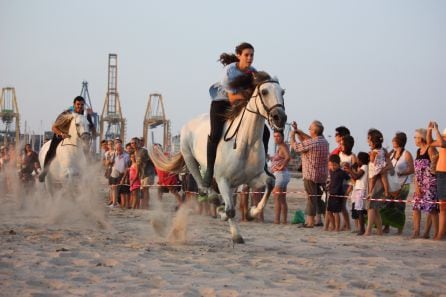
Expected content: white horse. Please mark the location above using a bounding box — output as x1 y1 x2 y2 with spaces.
149 72 287 243
38 112 92 194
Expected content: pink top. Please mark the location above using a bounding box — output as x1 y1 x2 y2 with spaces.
271 153 287 173
129 164 141 192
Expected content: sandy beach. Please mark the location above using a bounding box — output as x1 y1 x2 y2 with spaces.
1 176 446 297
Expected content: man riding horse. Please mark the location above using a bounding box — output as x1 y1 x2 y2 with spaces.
38 96 96 182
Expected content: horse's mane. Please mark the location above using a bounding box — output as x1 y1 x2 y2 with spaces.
53 112 74 132
225 71 272 121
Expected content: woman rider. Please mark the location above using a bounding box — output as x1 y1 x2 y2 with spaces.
203 42 270 187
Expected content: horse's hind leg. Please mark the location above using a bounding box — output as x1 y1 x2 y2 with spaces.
247 173 275 220
182 153 206 191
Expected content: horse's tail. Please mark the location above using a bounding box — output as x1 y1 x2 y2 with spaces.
148 147 185 173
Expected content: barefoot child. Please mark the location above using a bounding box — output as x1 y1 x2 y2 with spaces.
324 155 349 231
344 152 369 235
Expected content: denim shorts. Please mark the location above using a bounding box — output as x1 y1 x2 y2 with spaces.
437 172 446 200
274 170 290 189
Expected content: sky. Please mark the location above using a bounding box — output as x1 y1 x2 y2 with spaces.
1 0 445 154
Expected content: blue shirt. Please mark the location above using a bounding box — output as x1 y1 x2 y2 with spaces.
209 62 256 101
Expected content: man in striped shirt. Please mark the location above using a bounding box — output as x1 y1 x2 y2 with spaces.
290 120 329 228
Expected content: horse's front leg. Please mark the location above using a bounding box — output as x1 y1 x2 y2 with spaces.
216 180 244 244
247 173 275 220
214 180 235 219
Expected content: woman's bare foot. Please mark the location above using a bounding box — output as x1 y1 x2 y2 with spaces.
411 231 420 239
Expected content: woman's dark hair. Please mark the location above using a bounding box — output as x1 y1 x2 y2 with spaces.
335 126 350 137
357 152 370 165
393 132 407 149
219 42 254 66
341 135 354 155
368 128 384 149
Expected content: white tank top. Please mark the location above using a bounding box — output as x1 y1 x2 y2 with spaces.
340 152 355 186
391 150 413 185
339 152 354 167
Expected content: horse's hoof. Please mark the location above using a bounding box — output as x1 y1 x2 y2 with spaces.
216 206 228 221
226 209 236 219
216 205 225 213
246 211 255 222
248 206 259 219
233 236 245 244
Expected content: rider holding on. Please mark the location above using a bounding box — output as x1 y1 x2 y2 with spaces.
203 42 270 187
39 96 95 182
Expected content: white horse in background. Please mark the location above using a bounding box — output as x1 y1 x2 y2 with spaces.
38 112 92 194
149 72 287 243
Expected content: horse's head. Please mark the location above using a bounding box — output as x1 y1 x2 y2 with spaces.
249 72 287 130
71 113 92 146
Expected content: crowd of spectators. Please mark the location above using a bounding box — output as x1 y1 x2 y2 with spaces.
2 119 445 241
282 119 446 240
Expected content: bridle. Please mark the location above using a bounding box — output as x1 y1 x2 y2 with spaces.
224 80 285 148
245 80 285 128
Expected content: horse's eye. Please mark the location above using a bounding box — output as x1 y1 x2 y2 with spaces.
261 89 268 96
281 89 285 96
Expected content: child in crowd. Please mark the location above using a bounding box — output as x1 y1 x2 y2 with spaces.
128 153 141 209
368 129 391 198
339 135 357 231
344 152 369 235
324 154 349 232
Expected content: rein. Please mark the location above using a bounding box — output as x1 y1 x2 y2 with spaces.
246 80 284 124
223 80 284 149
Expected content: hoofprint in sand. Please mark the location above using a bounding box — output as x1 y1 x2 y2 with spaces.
1 178 445 297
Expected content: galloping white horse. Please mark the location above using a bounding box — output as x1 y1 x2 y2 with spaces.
38 113 92 194
150 72 287 243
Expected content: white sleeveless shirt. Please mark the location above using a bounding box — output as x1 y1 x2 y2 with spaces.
340 152 355 186
339 152 354 167
391 150 413 185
